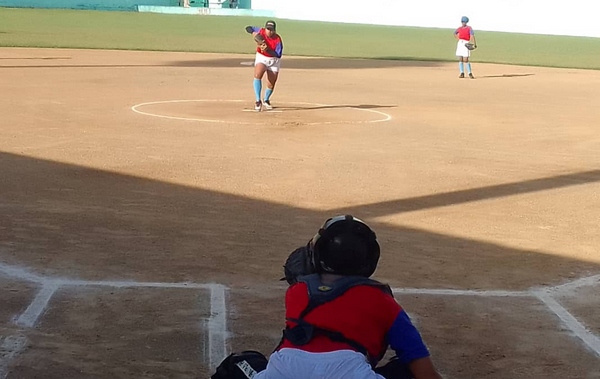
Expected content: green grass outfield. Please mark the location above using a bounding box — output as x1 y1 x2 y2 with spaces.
1 8 599 70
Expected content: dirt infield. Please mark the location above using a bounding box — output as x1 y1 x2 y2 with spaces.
1 48 599 379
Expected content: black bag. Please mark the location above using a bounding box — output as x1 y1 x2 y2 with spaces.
211 351 268 379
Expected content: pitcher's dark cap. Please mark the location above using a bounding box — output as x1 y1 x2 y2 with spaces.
265 20 276 31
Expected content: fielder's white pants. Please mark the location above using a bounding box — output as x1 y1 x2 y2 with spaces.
455 39 471 58
253 348 385 379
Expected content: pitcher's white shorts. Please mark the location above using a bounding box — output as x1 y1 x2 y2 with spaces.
253 349 385 379
455 39 471 58
255 52 281 72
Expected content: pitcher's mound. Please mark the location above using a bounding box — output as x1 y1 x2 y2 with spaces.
132 100 393 126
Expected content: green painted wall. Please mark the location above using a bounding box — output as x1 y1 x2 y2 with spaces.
0 0 178 11
0 0 251 11
188 0 251 8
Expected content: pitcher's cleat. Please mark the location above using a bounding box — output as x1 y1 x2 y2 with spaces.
469 73 475 79
459 73 465 78
263 100 273 110
254 100 262 112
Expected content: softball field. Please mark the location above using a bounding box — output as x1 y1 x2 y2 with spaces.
1 47 599 379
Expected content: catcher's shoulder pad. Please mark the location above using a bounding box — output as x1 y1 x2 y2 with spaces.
300 275 393 311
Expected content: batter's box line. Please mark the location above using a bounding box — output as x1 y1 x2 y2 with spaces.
1 262 599 359
0 262 228 371
392 283 600 358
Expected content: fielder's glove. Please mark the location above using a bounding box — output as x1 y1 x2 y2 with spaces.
281 246 315 285
465 43 477 50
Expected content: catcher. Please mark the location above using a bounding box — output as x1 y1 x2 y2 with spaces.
454 16 477 79
244 20 283 112
212 215 444 379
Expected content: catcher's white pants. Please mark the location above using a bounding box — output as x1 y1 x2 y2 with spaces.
255 52 281 72
455 39 471 58
253 348 385 379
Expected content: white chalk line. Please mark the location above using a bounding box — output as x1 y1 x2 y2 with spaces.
57 279 217 289
15 282 59 328
0 264 45 284
2 262 600 367
131 99 392 126
547 274 600 293
0 334 27 379
393 288 528 297
208 284 229 371
394 285 600 356
534 290 600 357
0 263 230 371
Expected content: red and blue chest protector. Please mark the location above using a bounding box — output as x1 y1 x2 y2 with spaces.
278 274 430 366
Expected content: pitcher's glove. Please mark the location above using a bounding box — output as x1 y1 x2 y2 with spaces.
281 246 315 285
465 43 477 50
253 34 268 51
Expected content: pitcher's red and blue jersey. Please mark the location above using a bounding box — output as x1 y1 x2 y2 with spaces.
251 27 283 58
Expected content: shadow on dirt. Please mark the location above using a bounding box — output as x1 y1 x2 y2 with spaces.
1 152 598 291
479 73 535 79
2 152 600 379
0 57 444 70
169 56 446 70
274 104 397 111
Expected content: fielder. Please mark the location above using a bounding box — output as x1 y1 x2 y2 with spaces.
454 16 477 79
245 20 284 112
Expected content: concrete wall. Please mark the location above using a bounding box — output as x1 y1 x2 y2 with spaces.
251 0 600 38
0 0 177 11
0 0 251 11
138 4 271 16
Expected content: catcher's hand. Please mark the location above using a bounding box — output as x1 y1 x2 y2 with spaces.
281 246 315 285
465 43 477 50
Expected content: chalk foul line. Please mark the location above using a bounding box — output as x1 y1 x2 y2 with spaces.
533 290 600 357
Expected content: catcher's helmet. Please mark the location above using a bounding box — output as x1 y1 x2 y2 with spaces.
461 16 469 23
308 215 380 277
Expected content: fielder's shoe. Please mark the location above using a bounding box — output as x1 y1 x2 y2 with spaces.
459 73 465 78
263 100 273 110
254 100 262 112
469 73 475 79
